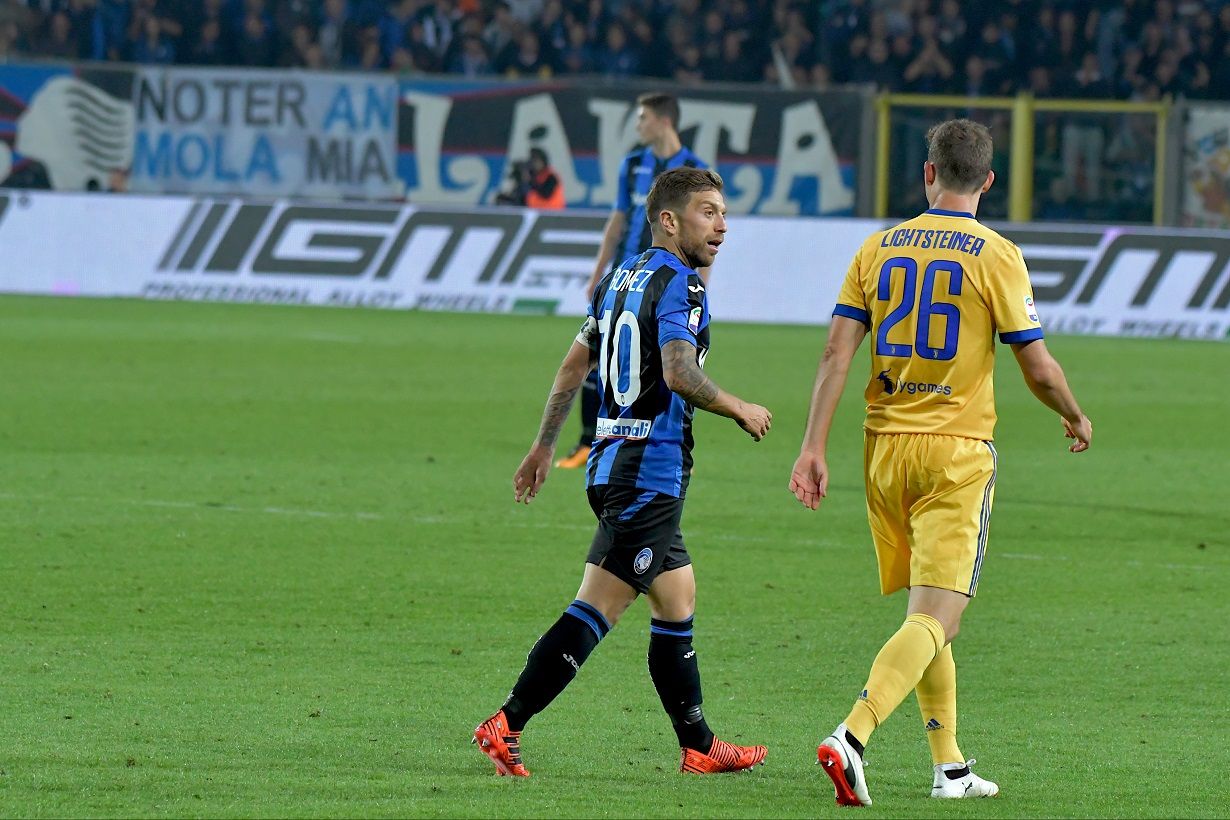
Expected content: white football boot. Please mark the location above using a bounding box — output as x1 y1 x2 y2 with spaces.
931 758 999 798
817 723 872 807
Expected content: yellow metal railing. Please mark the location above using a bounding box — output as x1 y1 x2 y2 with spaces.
876 93 1170 224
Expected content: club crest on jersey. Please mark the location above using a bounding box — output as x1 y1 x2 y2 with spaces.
1024 295 1039 323
688 306 702 334
633 548 654 574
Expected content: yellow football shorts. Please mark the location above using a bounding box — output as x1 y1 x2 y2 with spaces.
863 432 997 597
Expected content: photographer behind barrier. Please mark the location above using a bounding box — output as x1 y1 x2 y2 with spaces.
495 147 565 209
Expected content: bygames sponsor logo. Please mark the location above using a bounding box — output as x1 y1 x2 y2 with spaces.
596 416 652 439
898 380 952 396
876 370 952 396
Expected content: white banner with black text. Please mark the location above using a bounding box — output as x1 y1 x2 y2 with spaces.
0 191 1227 340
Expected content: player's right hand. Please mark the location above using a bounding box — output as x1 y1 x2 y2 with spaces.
1062 414 1092 453
513 446 552 503
789 451 828 510
736 402 772 441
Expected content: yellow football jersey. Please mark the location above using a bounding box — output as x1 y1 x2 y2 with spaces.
834 208 1043 440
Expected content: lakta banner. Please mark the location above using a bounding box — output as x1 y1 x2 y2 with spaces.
0 63 865 216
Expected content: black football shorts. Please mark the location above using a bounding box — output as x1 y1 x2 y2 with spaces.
586 485 692 594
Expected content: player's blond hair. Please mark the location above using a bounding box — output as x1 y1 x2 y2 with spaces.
926 119 993 193
646 167 724 225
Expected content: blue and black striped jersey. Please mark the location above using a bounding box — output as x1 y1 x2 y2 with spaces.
575 247 711 498
614 145 708 267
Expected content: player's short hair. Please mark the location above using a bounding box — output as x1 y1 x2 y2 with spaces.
637 92 680 129
646 167 724 225
926 119 993 193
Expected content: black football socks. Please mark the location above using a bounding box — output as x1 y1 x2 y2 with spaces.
501 599 610 732
579 371 600 445
647 616 715 752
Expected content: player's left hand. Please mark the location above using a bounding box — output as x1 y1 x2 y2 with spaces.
513 446 553 504
789 451 829 510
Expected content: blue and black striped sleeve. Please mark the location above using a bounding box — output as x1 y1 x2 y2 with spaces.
658 269 703 347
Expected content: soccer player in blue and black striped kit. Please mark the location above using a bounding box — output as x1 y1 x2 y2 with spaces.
555 92 709 469
474 168 772 777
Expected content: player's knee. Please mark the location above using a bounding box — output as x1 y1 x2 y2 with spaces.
942 617 960 644
579 594 634 628
649 602 694 622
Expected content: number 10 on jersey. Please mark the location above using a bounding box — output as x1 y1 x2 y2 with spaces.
598 310 641 408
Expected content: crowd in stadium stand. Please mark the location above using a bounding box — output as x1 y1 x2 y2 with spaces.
0 0 1226 101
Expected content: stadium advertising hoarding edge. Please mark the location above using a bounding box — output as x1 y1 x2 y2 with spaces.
1183 105 1230 230
0 191 1227 341
0 62 861 217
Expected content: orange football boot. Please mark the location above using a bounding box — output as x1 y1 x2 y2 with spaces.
472 710 530 777
554 444 591 469
679 737 767 774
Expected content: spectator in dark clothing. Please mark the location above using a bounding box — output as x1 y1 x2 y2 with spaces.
446 34 491 76
1053 10 1084 77
495 28 552 77
848 38 897 90
1137 20 1166 77
672 42 704 85
697 9 724 72
903 33 955 94
405 22 441 73
818 0 871 67
38 11 77 60
557 19 593 75
439 12 482 72
597 22 638 79
536 0 568 65
279 21 315 67
962 54 994 97
1116 46 1146 98
706 31 756 84
484 2 516 57
187 18 231 65
235 7 275 66
1064 51 1114 98
935 0 968 56
630 17 669 78
379 0 417 65
132 16 175 63
971 20 1012 90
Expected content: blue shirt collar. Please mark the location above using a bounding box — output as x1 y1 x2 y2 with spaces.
925 208 976 219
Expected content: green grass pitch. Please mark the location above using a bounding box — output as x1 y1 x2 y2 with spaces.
1 294 1227 818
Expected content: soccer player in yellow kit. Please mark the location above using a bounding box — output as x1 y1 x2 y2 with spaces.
789 119 1093 806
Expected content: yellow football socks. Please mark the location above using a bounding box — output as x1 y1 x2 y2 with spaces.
845 613 945 745
916 643 963 764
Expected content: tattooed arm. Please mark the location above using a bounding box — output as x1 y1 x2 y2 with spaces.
661 339 772 441
534 340 597 448
513 340 597 503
